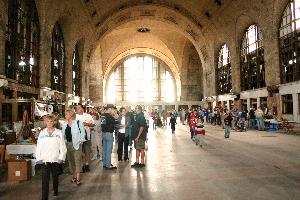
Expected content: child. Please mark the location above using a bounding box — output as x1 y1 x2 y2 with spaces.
194 118 205 147
36 115 67 200
189 111 197 139
224 112 233 139
169 114 177 134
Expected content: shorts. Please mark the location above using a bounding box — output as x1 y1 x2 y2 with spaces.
66 142 82 173
82 140 92 156
134 139 145 150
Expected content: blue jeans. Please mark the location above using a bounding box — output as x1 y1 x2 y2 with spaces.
102 132 114 167
153 120 157 129
250 119 256 129
257 117 264 131
225 125 231 138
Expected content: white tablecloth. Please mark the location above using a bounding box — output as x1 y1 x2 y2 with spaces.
6 144 37 157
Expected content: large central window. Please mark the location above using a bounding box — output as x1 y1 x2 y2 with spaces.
106 55 175 103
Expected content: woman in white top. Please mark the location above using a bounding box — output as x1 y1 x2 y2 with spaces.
36 115 67 199
117 107 131 161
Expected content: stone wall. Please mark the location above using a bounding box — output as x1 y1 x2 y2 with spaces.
180 42 203 101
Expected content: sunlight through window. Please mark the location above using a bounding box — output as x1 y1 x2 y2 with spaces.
106 55 175 103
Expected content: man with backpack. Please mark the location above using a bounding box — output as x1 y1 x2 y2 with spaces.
76 104 95 172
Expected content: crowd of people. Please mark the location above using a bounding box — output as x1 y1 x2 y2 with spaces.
34 103 271 200
35 104 148 200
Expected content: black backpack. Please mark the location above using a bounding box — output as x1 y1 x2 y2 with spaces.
77 120 88 140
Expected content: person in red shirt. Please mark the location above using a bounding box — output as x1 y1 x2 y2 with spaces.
189 110 197 139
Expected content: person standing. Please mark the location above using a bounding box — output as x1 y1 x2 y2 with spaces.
224 112 233 139
75 104 95 172
195 118 205 147
162 110 168 126
36 115 67 200
151 109 158 130
131 105 148 168
117 107 131 162
101 104 117 169
255 107 264 131
180 109 185 125
189 110 197 139
90 112 103 161
249 108 256 129
62 109 85 185
169 114 177 134
126 107 135 149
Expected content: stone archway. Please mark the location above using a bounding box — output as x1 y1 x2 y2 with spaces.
103 48 181 103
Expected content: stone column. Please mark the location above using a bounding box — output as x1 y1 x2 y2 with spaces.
293 94 298 122
0 0 7 75
247 99 250 111
64 48 73 95
257 98 261 109
39 30 52 88
231 46 241 94
0 27 5 75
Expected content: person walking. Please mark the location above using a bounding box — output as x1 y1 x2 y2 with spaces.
36 115 67 200
162 110 168 126
62 109 85 185
101 104 117 169
255 107 264 131
117 107 131 162
131 105 148 168
76 104 95 172
224 112 233 139
180 109 185 125
169 114 177 134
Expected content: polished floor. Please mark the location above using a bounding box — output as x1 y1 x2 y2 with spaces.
1 122 300 200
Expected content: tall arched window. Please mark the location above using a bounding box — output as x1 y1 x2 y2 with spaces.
240 25 265 91
5 0 40 87
279 0 300 83
217 44 232 94
106 55 176 103
72 44 81 96
51 23 65 92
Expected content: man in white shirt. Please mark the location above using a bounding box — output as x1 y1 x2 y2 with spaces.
76 104 95 172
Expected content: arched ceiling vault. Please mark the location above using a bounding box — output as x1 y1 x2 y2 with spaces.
88 4 213 71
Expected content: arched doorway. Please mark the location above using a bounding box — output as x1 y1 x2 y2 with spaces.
105 55 176 104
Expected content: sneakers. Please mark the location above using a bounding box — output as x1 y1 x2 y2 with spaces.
103 164 117 170
91 155 97 161
71 178 77 183
99 157 102 161
105 165 117 170
76 180 81 186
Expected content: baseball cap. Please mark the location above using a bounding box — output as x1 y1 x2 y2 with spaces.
105 104 116 109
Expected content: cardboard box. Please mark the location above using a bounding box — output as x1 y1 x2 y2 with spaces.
0 145 5 165
7 160 31 181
